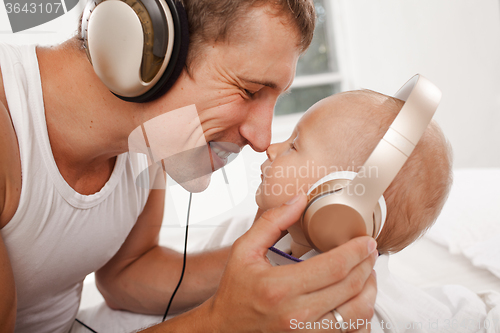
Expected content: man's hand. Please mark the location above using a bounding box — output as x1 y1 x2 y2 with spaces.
140 194 377 333
207 194 378 332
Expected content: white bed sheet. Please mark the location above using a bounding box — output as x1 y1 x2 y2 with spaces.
389 236 500 295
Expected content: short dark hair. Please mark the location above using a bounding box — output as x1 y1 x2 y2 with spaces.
77 0 316 69
178 0 315 66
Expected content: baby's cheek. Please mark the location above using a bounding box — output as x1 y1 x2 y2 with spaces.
259 178 300 209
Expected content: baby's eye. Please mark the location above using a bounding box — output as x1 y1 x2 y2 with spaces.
290 142 297 150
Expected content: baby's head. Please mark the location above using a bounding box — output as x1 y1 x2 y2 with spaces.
256 90 453 254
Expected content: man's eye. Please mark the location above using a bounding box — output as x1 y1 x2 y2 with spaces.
244 89 256 98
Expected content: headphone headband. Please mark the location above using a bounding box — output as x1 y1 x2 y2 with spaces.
300 74 442 253
347 74 442 209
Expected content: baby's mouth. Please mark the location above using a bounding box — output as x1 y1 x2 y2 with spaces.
260 162 271 181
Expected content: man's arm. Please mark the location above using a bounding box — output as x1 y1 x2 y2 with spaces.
0 98 21 332
95 180 230 314
0 234 16 332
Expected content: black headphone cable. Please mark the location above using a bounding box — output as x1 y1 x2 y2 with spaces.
74 318 98 333
75 192 193 332
162 191 192 321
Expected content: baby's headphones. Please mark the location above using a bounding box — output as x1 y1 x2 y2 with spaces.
81 0 189 103
300 74 442 253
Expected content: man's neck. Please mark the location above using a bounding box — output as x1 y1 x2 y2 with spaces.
36 38 198 194
36 39 148 193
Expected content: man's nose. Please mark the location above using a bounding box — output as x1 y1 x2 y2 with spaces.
239 102 273 153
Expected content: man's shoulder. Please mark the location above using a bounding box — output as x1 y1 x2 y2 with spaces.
0 75 22 228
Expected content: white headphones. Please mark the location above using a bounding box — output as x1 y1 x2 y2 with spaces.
300 74 442 253
81 0 189 102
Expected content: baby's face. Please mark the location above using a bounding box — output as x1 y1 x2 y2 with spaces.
256 93 362 212
256 92 388 250
256 111 331 212
256 91 390 211
256 99 345 249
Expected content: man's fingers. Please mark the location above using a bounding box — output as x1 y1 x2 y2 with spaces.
282 236 377 293
311 269 377 333
331 270 377 332
236 195 307 257
299 251 377 318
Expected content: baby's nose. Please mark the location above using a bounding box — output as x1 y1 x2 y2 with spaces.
266 143 279 161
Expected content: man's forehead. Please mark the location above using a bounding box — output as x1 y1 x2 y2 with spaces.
215 5 298 47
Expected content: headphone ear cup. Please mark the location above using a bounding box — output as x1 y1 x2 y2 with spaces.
302 171 387 252
82 0 190 103
87 0 145 96
119 0 190 103
147 0 189 101
302 178 368 253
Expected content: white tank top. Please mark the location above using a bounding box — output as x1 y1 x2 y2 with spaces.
0 44 150 333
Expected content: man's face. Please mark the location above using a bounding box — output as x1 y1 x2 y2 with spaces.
156 7 302 191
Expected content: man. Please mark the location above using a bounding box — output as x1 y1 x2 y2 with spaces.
0 0 378 332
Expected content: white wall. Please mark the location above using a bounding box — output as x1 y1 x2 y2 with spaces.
334 0 500 168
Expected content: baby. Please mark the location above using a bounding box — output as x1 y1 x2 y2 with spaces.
256 89 452 255
254 91 498 332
